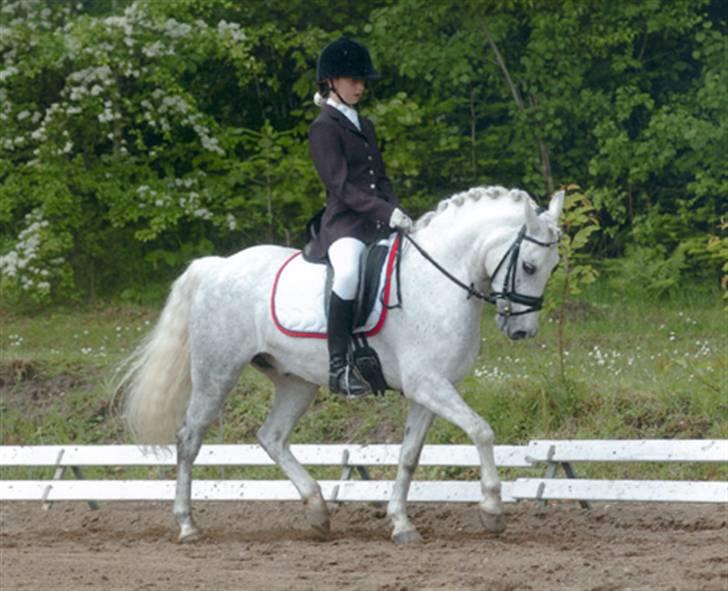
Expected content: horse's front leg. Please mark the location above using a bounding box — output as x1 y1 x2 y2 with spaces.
406 374 506 535
256 375 328 537
388 401 434 544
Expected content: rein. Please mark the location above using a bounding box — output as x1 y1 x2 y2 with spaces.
399 226 558 317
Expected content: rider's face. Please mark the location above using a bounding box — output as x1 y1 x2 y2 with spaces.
331 77 365 105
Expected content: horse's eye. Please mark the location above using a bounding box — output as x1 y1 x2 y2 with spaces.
522 261 537 275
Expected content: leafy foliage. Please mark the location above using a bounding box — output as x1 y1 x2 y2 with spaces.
0 0 725 303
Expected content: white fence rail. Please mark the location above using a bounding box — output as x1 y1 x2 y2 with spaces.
1 440 726 505
0 443 533 468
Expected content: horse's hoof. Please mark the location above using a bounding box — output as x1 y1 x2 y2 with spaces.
480 510 507 534
178 525 202 543
305 505 331 538
392 528 423 545
308 519 330 539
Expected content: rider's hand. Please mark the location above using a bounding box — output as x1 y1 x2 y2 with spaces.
389 208 414 233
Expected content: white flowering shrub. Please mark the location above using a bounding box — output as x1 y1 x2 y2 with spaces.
0 0 725 306
0 209 70 303
0 0 322 303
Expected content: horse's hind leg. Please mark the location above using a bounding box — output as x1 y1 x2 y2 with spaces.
388 401 434 545
175 374 238 542
256 374 327 536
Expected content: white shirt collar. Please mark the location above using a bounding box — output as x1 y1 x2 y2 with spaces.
327 97 360 131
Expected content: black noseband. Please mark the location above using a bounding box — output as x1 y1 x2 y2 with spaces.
487 226 559 317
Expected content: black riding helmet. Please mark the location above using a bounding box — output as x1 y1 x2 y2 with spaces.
316 38 381 82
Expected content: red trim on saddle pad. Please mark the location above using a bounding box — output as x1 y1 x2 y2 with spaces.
270 235 401 339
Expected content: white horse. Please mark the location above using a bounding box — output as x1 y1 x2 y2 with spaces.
119 185 564 544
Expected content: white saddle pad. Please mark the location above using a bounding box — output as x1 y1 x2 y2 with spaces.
271 235 399 339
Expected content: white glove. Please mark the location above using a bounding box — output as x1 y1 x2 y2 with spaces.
389 208 414 233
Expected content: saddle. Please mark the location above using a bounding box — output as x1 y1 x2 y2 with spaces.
272 234 401 395
316 240 392 330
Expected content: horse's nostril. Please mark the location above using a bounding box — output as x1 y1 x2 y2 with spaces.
510 330 528 340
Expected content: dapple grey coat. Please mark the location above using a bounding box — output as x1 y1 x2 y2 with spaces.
307 104 399 259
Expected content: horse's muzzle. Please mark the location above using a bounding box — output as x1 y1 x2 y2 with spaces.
508 329 531 340
496 313 538 340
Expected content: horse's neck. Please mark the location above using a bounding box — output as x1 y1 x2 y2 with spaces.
407 204 522 294
393 205 520 373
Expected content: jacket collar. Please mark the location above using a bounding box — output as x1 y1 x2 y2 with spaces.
326 98 360 130
321 104 367 138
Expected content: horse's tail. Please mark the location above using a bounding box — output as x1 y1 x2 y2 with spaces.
117 263 201 444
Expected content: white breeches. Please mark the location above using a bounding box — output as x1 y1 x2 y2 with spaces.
328 237 365 300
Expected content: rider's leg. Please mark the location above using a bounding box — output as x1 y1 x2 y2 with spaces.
327 237 370 396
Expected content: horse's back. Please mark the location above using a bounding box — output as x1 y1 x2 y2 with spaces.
181 244 300 356
190 243 297 304
188 244 296 286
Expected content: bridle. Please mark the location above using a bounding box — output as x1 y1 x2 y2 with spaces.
400 223 559 317
484 226 559 316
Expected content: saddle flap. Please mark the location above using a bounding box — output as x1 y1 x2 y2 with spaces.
353 240 390 328
271 234 400 339
323 235 395 331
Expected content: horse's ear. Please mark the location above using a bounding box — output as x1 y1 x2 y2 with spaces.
524 197 540 234
549 190 565 220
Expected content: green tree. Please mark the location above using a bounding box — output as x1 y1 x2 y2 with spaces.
1 0 724 304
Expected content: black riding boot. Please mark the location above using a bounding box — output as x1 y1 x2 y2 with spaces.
327 293 371 396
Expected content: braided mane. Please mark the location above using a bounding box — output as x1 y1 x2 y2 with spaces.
414 185 534 230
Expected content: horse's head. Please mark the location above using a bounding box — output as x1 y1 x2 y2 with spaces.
490 190 564 340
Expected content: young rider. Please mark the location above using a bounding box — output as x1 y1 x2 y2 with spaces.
308 38 413 396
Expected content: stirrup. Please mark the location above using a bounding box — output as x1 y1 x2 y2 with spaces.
329 364 371 396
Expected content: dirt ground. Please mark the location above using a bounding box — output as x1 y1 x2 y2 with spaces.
1 500 726 591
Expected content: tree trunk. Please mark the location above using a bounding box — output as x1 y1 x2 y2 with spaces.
483 24 554 195
470 87 478 181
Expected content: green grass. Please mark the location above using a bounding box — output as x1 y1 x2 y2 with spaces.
460 297 726 442
1 285 725 481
